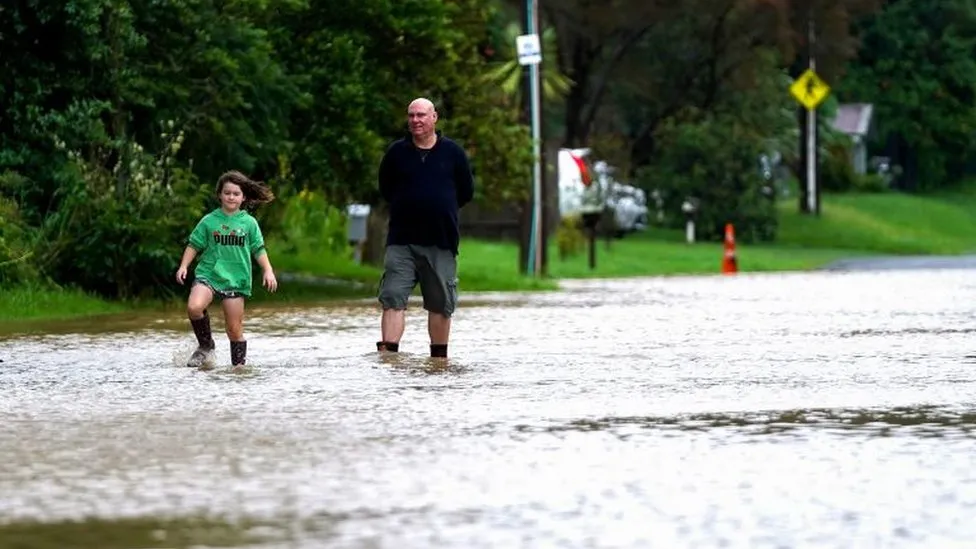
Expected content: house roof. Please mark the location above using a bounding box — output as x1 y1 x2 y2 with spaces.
831 103 873 136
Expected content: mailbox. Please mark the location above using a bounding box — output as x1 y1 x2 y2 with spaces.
346 203 371 264
346 204 371 244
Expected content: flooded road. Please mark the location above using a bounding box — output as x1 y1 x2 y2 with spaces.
3 269 976 548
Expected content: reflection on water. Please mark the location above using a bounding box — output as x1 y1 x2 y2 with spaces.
517 406 976 438
0 516 273 549
840 327 976 338
3 269 976 548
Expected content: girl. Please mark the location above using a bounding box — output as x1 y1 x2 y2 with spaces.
175 171 278 368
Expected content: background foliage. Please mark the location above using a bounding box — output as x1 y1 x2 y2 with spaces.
2 0 974 295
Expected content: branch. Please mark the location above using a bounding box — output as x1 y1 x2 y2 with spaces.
543 5 575 79
702 1 737 110
630 95 688 149
578 24 655 142
628 36 723 150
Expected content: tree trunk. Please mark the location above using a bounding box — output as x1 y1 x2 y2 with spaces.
542 140 563 276
362 204 388 267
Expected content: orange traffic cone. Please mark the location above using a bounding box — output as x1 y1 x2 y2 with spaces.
721 223 737 274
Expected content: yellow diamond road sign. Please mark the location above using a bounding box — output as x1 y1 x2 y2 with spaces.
790 68 830 110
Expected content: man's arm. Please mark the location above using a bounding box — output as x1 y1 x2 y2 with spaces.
455 147 475 208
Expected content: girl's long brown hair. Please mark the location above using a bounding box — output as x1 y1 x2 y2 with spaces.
216 170 275 209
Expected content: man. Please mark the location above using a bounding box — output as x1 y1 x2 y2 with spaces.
375 97 475 358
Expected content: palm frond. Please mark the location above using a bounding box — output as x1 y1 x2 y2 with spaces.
480 18 576 106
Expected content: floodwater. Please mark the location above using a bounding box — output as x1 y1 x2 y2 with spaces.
2 268 976 548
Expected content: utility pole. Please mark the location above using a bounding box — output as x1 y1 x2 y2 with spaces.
517 0 530 275
806 11 820 215
792 5 823 215
519 0 545 275
529 0 544 275
537 9 550 276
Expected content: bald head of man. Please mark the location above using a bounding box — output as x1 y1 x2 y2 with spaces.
407 97 438 147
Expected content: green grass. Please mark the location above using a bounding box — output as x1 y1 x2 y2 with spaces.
505 229 861 278
264 237 557 294
777 191 976 254
0 284 129 323
245 238 381 305
457 239 558 291
264 238 381 284
461 188 976 279
6 188 976 326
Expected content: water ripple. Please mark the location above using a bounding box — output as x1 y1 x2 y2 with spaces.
4 269 976 547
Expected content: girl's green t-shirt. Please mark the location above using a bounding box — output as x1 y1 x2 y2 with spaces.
187 208 266 297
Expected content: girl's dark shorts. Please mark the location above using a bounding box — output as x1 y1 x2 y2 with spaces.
193 279 245 300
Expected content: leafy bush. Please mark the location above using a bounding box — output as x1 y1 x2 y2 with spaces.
33 131 210 300
555 214 586 259
0 175 39 286
821 143 858 192
852 172 889 193
275 188 350 258
641 110 778 243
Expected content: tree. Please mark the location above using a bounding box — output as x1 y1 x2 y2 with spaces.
762 0 882 210
434 0 534 208
760 0 882 83
639 49 796 242
542 0 669 148
838 0 976 190
611 0 788 171
271 0 531 207
129 0 301 184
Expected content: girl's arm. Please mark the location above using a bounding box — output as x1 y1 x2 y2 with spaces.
255 251 277 292
255 252 273 274
179 246 198 270
175 246 198 284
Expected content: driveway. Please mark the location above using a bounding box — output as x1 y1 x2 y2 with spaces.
822 255 976 271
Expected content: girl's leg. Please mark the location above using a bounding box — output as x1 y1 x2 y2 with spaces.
186 283 216 367
222 297 247 366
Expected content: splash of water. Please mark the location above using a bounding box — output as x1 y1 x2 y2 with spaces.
169 340 218 370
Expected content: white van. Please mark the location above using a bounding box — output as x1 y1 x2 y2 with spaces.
557 147 600 218
557 148 648 236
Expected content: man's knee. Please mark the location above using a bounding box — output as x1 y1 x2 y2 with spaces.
378 285 410 310
378 246 416 310
418 248 458 317
425 306 453 319
378 273 413 310
422 278 457 317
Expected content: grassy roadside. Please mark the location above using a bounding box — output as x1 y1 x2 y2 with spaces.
777 191 976 254
5 188 976 326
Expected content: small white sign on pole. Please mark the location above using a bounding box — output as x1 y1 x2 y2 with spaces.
516 33 542 66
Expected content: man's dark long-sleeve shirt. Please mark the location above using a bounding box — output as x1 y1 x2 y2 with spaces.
378 133 475 255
